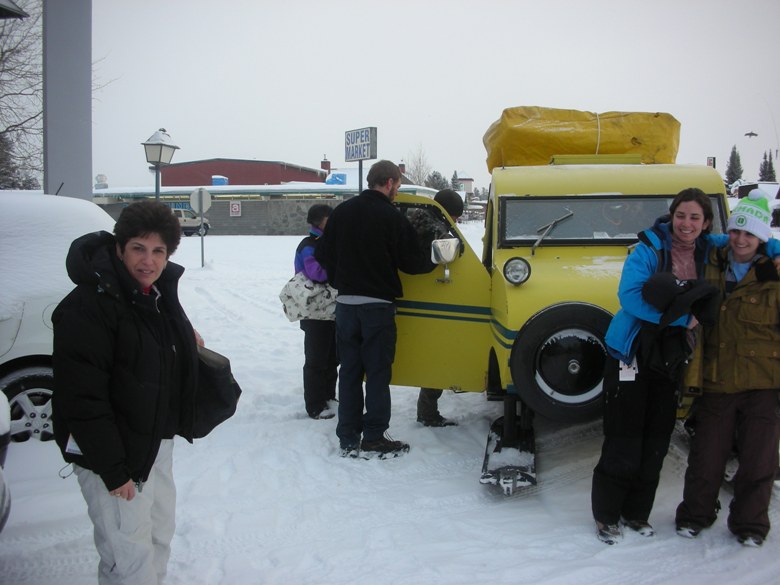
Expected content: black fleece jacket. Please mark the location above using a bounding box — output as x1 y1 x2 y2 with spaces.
51 231 198 491
314 189 425 301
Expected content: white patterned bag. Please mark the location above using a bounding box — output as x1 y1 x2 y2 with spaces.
279 271 337 322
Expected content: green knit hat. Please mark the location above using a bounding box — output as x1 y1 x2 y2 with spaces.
728 188 772 242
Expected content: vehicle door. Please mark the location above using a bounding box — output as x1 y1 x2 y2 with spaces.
393 197 492 392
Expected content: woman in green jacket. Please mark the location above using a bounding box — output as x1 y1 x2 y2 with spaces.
675 189 780 547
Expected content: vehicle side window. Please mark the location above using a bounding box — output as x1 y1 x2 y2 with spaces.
398 203 462 273
398 203 458 240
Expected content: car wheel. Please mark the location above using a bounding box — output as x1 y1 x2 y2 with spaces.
198 224 209 236
0 366 55 442
509 303 613 423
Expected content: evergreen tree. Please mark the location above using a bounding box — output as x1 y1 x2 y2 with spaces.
759 150 776 182
451 171 461 190
759 151 770 181
0 134 14 188
725 145 743 186
0 132 40 189
425 171 449 190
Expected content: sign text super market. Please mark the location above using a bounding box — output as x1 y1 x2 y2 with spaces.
345 140 372 161
344 127 377 162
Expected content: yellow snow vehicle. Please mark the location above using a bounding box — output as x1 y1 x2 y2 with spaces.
391 106 728 494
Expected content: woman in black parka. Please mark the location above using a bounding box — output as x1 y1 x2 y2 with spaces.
52 200 201 585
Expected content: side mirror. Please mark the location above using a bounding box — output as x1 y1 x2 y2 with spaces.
431 238 459 264
431 238 460 282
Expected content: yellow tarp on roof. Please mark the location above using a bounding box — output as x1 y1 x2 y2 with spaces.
483 106 680 172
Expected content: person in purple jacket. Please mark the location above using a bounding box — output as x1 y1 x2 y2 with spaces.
294 204 338 419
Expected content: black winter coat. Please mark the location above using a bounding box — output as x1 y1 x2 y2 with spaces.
52 231 198 491
314 189 425 301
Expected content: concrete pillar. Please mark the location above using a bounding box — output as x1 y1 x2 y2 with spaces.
42 0 92 199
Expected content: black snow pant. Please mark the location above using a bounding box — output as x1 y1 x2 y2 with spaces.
591 364 678 525
676 389 780 538
417 388 443 421
300 319 338 418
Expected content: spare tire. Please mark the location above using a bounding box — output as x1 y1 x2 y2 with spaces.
509 303 613 423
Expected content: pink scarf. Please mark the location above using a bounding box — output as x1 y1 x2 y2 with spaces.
670 235 697 280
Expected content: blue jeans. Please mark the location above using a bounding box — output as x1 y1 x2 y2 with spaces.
335 302 397 447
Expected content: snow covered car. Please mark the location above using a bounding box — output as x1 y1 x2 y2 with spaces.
392 156 728 493
0 390 10 532
0 192 116 442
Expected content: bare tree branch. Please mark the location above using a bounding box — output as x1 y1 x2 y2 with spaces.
0 0 43 178
404 144 432 186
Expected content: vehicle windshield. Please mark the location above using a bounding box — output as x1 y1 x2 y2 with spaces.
500 194 724 247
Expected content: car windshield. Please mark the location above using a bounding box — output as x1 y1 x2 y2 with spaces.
500 194 724 246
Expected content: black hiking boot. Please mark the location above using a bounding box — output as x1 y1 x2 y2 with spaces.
339 445 360 459
621 518 655 537
311 409 335 420
417 414 458 427
360 435 410 459
595 521 622 545
737 532 764 547
676 522 702 538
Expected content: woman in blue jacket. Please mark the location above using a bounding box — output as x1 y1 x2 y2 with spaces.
591 187 720 544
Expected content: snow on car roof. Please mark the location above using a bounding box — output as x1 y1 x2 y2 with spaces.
0 192 116 318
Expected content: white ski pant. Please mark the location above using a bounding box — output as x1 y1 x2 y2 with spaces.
74 439 176 585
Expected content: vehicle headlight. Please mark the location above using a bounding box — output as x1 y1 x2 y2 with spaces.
503 257 531 285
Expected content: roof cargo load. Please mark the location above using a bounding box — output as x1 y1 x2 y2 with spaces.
483 106 680 172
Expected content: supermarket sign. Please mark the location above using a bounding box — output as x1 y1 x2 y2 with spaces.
344 127 377 162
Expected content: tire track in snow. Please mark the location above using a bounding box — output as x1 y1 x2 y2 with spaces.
170 420 606 564
0 525 96 583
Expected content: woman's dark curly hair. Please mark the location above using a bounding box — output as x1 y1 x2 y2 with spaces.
114 200 182 257
669 187 714 236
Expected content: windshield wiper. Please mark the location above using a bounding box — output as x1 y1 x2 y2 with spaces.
532 209 574 255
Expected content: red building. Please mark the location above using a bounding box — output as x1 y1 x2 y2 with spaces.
160 158 327 186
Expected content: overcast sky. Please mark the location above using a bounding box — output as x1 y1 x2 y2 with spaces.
91 0 780 191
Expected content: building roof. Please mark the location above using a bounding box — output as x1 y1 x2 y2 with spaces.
93 181 437 200
163 157 325 176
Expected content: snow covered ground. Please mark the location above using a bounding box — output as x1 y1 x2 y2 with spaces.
1 221 779 585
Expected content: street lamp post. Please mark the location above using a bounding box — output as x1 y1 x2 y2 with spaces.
142 128 179 201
